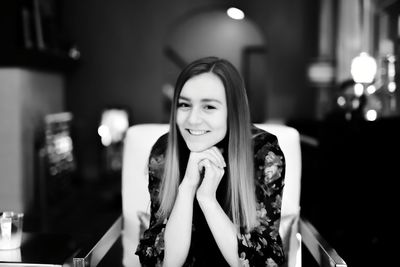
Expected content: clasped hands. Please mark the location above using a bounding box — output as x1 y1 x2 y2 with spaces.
180 146 226 202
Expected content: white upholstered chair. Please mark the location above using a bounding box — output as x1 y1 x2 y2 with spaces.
73 123 347 267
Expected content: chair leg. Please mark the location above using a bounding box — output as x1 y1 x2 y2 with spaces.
299 217 347 267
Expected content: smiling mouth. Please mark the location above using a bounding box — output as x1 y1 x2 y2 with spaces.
187 129 208 136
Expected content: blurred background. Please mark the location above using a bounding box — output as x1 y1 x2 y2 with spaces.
1 0 399 266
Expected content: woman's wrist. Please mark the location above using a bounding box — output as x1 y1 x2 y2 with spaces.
179 179 197 198
196 193 218 208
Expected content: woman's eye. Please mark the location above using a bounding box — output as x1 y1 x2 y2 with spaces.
177 102 190 108
204 105 216 110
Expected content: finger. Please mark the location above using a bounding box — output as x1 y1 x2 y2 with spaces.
209 147 226 168
198 158 211 172
215 146 226 167
203 150 224 169
198 159 219 176
199 159 225 180
200 159 217 179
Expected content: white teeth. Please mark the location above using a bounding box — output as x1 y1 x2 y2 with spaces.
188 129 207 135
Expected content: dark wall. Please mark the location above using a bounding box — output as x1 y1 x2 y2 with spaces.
309 118 399 267
61 0 319 180
243 0 319 120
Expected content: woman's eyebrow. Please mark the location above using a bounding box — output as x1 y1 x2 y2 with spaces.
178 96 190 101
201 98 222 104
178 96 222 104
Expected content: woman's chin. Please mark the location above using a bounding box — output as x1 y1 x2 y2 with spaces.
186 142 214 152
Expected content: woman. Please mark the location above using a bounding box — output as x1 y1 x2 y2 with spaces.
135 56 286 266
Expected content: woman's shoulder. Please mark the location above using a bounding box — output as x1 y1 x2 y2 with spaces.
150 132 169 156
251 125 285 187
148 132 168 178
251 124 284 160
251 124 279 146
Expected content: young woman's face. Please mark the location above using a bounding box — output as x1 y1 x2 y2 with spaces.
176 72 228 152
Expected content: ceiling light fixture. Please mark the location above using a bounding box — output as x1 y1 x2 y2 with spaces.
227 7 244 20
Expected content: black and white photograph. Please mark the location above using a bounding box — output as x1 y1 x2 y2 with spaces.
1 0 399 266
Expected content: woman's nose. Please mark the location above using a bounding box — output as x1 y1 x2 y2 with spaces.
187 108 202 124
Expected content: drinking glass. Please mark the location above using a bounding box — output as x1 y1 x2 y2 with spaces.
0 211 24 250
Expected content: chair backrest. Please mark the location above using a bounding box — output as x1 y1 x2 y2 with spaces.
121 123 301 267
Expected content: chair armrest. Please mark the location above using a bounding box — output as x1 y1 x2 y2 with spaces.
299 216 347 267
73 215 122 267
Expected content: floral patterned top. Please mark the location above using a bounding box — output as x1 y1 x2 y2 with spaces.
135 125 286 267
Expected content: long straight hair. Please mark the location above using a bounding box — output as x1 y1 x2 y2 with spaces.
158 57 257 231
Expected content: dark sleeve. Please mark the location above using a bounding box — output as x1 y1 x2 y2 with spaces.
135 134 168 267
237 131 286 267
